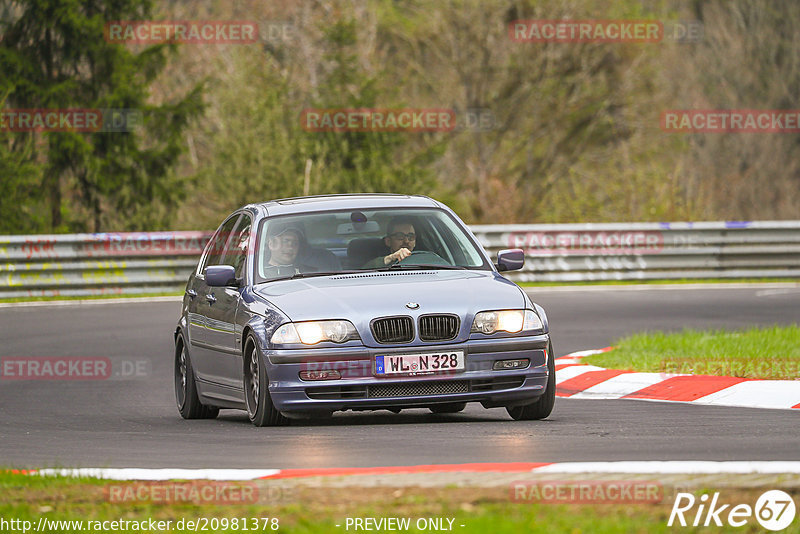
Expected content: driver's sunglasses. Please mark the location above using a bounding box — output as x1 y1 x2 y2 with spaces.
389 232 416 241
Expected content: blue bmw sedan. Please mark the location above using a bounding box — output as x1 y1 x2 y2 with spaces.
174 194 554 426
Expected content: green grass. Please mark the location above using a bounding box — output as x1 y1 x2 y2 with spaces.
0 471 776 533
0 292 182 304
583 325 800 380
518 278 800 287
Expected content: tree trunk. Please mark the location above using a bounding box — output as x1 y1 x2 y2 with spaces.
48 171 61 230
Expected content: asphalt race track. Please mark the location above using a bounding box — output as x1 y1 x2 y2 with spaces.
1 285 798 469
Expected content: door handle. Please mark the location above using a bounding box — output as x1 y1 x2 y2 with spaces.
186 289 197 299
205 293 217 304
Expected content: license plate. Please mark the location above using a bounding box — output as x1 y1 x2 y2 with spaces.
375 351 465 376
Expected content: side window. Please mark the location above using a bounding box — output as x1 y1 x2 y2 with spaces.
223 215 252 280
198 215 241 275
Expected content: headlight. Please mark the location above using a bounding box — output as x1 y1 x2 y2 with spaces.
471 310 543 334
271 320 360 345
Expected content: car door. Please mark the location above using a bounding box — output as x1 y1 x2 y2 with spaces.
201 213 252 390
190 213 241 385
185 271 207 355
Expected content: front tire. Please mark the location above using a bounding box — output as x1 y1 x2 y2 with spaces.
506 341 555 421
244 335 288 427
175 333 219 420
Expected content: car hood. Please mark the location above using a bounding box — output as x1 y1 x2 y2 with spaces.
254 270 525 325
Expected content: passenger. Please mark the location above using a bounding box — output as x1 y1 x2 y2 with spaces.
262 222 315 278
363 217 417 268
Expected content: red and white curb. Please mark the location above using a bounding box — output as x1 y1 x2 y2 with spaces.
555 348 800 411
21 462 800 480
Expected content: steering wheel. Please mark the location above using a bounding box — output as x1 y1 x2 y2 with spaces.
397 250 451 266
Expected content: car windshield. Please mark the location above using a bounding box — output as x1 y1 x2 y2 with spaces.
254 208 489 283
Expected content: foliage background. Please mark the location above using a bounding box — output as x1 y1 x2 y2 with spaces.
2 0 799 233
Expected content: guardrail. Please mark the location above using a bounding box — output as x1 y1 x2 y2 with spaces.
472 221 800 282
1 221 799 297
0 232 211 298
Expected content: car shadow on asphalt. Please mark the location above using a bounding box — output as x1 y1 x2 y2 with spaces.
214 407 565 427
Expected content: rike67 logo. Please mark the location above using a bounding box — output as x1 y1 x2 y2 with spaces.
668 490 796 531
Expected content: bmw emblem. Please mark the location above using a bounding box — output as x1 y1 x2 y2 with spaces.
406 302 420 309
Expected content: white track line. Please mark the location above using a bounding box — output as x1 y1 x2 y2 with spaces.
36 468 280 480
7 282 798 308
528 282 800 293
30 462 800 480
0 296 182 308
532 462 800 474
561 349 611 358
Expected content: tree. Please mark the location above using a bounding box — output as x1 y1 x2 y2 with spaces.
0 0 203 232
665 0 800 220
0 94 44 233
187 13 438 228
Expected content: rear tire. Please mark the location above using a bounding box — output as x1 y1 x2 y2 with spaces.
506 341 555 421
244 335 288 427
429 402 467 414
175 333 219 420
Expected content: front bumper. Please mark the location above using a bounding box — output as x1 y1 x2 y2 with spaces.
266 334 550 415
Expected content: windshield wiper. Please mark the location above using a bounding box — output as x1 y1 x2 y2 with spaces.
381 263 469 271
260 270 363 283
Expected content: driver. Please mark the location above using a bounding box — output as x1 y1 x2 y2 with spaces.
364 217 416 268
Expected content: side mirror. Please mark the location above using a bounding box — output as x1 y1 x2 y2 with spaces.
205 265 238 287
496 249 524 272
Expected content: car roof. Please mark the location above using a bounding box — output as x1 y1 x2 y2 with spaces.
246 194 442 217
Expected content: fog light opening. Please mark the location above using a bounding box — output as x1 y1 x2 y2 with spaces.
493 358 530 370
299 369 342 381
